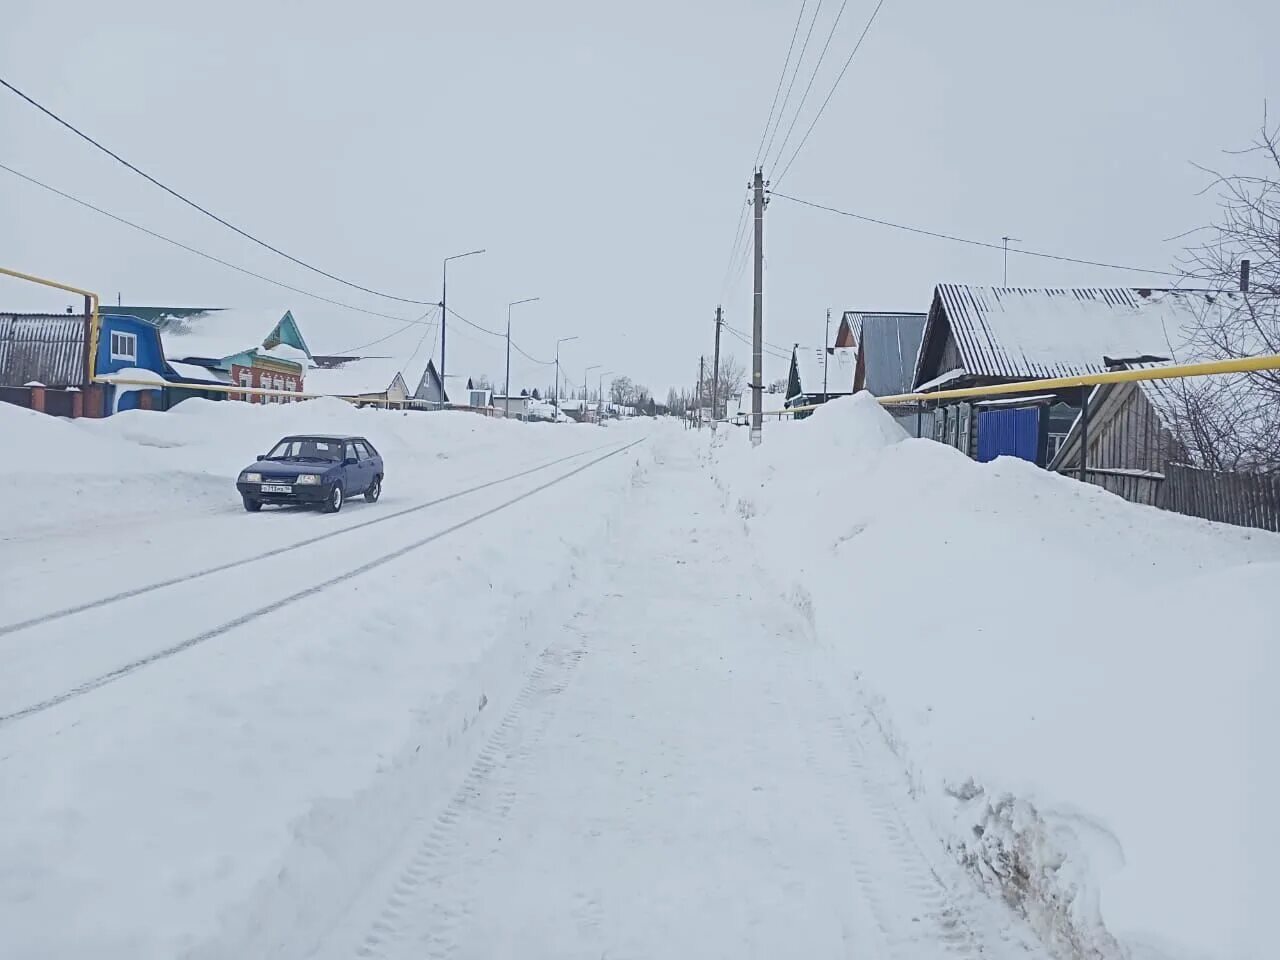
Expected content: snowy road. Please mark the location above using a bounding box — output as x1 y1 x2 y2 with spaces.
312 438 1049 960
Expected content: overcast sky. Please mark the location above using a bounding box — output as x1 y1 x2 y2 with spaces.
2 0 1276 396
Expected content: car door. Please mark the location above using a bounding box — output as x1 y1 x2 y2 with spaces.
356 441 380 484
342 441 366 493
353 442 376 491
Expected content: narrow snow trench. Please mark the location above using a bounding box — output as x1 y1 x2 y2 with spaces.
322 440 1051 960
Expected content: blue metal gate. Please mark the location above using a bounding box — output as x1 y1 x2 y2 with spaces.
977 407 1040 463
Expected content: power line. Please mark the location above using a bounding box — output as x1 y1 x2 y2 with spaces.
770 0 852 169
770 190 1189 278
774 0 889 186
762 0 826 170
0 160 419 324
0 75 434 306
724 323 791 361
444 305 555 365
0 159 566 367
724 319 792 355
754 0 810 168
330 307 438 355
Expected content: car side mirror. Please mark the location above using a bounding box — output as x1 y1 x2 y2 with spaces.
344 457 358 466
256 455 265 461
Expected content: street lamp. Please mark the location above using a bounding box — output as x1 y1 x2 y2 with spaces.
506 296 540 419
441 248 485 383
554 336 578 414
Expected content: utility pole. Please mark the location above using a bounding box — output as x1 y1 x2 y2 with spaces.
697 355 706 429
823 307 830 399
711 305 723 430
750 169 766 446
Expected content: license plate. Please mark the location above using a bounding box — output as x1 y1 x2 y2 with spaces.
262 484 292 494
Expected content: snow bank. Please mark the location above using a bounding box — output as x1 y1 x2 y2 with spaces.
0 398 606 540
713 394 1280 960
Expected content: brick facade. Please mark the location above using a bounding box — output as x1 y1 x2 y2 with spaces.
230 362 303 403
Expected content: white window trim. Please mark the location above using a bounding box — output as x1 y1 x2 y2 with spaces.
110 331 138 362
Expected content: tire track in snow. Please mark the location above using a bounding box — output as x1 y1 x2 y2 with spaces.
350 623 592 960
0 440 621 639
0 440 642 728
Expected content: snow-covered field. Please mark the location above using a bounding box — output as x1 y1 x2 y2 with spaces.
712 396 1280 960
1 395 1273 959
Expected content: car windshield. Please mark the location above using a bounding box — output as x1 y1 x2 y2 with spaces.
264 438 344 461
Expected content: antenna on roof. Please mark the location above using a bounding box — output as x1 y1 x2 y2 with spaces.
1001 236 1022 286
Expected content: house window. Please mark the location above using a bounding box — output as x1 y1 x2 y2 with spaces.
239 370 253 402
110 331 137 362
1046 433 1068 463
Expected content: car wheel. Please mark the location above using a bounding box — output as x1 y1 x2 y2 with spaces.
321 483 344 514
242 497 262 513
365 475 382 503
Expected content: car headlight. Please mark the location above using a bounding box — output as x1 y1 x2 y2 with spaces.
242 472 262 483
295 474 322 485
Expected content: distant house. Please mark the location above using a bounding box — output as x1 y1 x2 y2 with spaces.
441 375 493 413
412 359 447 407
785 345 855 412
912 285 1210 464
306 356 411 406
493 394 534 420
159 308 309 404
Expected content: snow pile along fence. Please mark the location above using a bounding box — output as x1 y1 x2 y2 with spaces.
712 394 1280 960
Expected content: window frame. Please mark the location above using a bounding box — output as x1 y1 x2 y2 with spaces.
110 330 138 362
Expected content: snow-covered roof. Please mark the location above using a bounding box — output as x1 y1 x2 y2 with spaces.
262 343 311 365
557 398 584 412
160 309 291 362
793 346 855 395
166 361 231 384
441 375 473 403
305 356 409 397
917 285 1215 385
915 368 968 393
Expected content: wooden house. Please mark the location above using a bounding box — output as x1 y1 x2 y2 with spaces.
912 285 1215 465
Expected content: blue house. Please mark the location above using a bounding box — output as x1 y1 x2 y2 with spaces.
95 313 171 413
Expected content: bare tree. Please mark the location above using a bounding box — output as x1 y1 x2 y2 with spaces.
1173 110 1280 471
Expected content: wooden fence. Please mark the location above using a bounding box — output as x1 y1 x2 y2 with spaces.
1157 462 1280 532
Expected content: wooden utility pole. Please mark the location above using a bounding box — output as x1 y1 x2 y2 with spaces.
750 169 766 446
697 355 706 429
711 305 723 430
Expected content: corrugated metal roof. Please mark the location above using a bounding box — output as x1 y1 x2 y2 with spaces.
919 285 1217 385
842 311 924 350
858 313 927 396
0 314 86 387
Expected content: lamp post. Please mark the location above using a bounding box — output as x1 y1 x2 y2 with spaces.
554 336 578 416
506 296 540 419
441 248 485 384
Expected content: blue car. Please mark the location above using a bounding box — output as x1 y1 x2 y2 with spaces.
236 434 384 513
